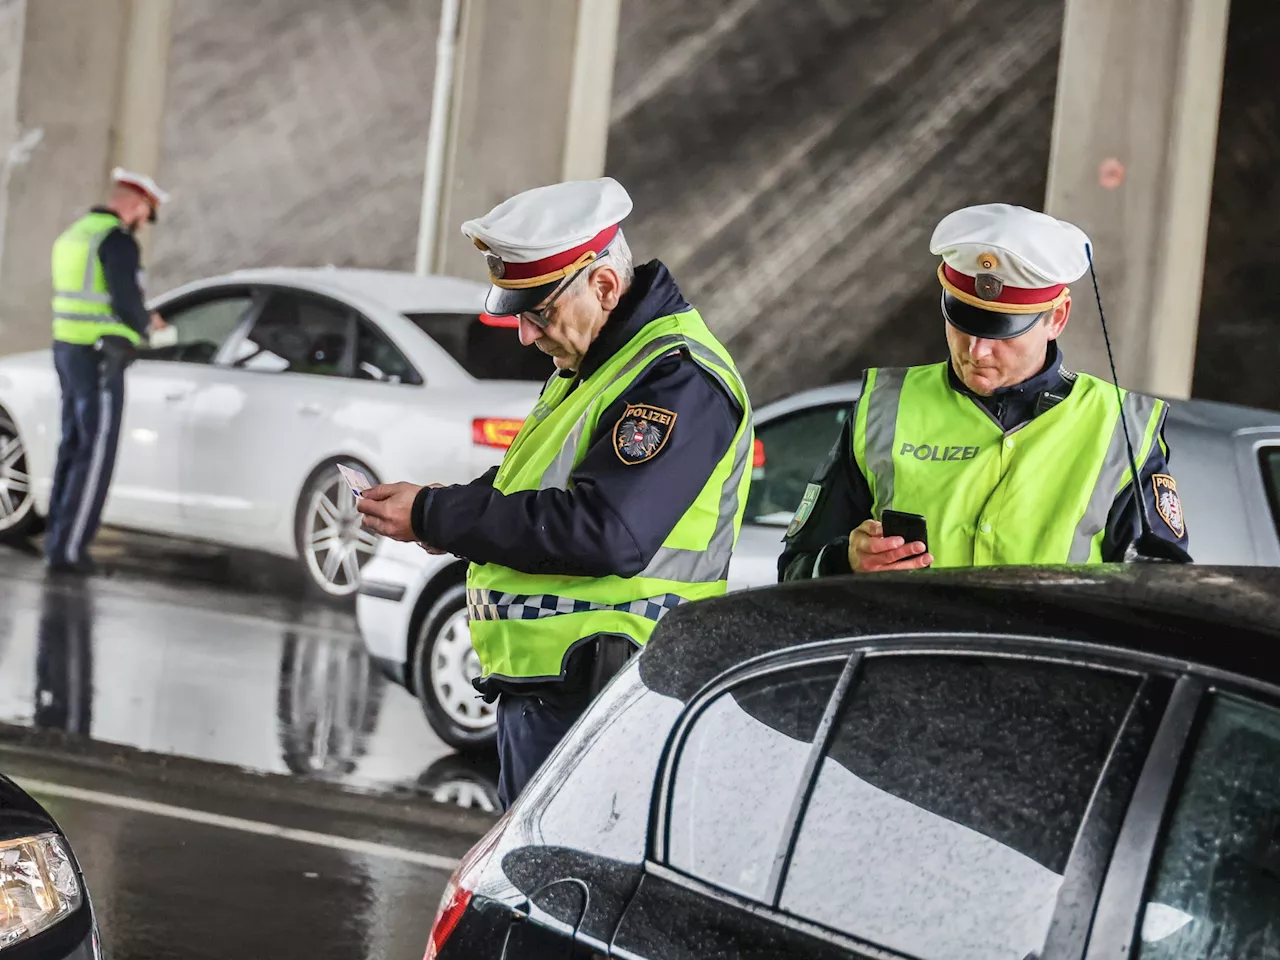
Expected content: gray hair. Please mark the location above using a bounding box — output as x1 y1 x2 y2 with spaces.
568 228 634 295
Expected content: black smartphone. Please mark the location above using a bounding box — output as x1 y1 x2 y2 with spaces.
880 510 928 552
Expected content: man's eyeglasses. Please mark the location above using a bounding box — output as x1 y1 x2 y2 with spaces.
518 269 578 329
518 250 609 329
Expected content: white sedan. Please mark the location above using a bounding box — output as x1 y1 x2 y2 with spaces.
0 267 549 596
355 380 1280 750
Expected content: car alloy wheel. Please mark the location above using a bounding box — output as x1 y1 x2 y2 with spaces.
300 461 379 598
430 608 494 731
0 413 35 537
412 585 497 750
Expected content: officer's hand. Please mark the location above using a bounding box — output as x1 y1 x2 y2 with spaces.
148 311 168 332
848 519 933 573
357 482 424 542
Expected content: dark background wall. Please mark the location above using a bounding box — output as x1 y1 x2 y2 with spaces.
1193 0 1280 410
146 0 1277 410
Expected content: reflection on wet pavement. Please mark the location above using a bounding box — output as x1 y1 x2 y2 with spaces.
40 789 448 960
0 530 500 811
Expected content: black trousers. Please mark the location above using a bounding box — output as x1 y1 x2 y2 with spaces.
495 692 592 811
492 635 636 810
45 341 126 566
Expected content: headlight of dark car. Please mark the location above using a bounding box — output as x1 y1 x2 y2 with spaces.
0 832 83 948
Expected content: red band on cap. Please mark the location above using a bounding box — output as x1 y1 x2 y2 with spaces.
498 224 619 282
119 181 160 206
942 265 1065 306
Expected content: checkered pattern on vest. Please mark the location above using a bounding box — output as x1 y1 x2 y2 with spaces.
466 589 686 623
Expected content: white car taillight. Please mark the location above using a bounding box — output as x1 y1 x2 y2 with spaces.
423 811 511 959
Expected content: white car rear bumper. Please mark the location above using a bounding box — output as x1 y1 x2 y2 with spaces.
355 539 442 687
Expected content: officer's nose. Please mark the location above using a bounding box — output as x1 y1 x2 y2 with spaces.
518 317 543 346
969 336 995 361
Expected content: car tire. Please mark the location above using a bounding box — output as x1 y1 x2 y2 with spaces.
294 458 380 601
411 584 497 752
0 409 40 543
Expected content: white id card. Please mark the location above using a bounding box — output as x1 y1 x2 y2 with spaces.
336 464 373 498
149 325 178 349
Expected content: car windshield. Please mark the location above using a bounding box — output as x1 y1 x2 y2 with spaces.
404 312 552 381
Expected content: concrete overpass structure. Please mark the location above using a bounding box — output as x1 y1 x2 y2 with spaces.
0 0 1233 401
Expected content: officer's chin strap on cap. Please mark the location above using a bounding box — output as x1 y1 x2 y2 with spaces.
1086 244 1191 564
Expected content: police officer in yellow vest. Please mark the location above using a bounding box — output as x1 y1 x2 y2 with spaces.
358 178 753 807
45 169 169 574
780 202 1190 580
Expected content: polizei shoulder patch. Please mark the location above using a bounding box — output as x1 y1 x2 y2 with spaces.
1153 474 1185 538
614 403 677 465
786 482 822 538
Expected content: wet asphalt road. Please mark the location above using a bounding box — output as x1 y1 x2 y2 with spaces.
0 530 498 959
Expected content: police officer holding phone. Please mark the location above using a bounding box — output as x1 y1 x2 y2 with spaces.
779 203 1191 581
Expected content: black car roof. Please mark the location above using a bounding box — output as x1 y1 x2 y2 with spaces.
639 564 1280 702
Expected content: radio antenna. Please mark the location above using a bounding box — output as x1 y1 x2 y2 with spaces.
1085 242 1188 562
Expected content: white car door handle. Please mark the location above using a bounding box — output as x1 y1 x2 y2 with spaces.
164 389 191 402
298 402 322 416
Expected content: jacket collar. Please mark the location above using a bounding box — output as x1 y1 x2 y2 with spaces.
570 261 691 380
946 341 1072 400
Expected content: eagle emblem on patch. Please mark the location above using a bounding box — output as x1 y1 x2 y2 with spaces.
1153 474 1185 538
613 404 676 464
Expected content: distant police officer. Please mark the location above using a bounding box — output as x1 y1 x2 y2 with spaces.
45 168 169 574
358 178 754 808
780 202 1190 580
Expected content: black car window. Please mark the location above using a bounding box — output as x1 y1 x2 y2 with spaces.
532 665 684 862
1135 692 1280 959
231 292 353 377
405 312 553 381
1260 447 1280 542
355 320 421 385
778 655 1139 960
146 292 253 364
666 661 844 901
744 404 849 522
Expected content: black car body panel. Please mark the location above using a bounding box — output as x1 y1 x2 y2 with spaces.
438 565 1280 959
638 565 1280 702
0 773 99 960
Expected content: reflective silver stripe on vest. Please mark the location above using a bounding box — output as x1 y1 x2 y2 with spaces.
862 367 908 510
639 407 752 583
54 290 112 304
467 588 685 623
54 311 120 322
81 229 110 294
634 339 752 582
538 334 689 491
1067 391 1160 562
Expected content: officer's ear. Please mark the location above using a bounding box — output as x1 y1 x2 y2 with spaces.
589 263 624 312
1044 298 1072 339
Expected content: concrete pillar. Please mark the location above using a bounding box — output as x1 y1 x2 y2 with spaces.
1045 0 1230 398
420 0 621 282
0 0 172 357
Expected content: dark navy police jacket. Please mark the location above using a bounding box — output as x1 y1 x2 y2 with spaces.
779 343 1192 580
413 260 741 627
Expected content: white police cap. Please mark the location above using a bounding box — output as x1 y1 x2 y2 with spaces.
461 177 633 316
112 167 170 222
930 203 1091 340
